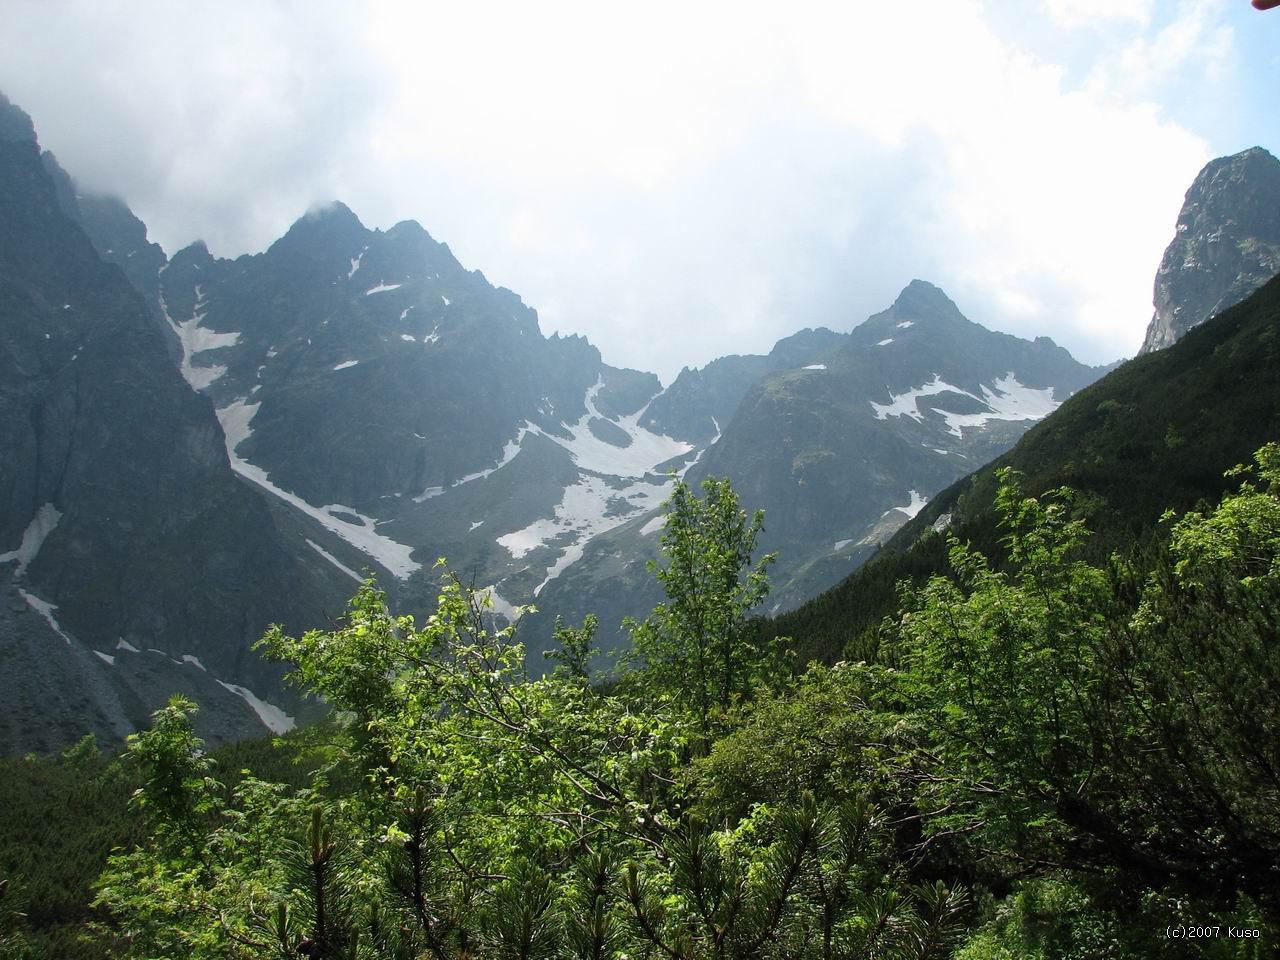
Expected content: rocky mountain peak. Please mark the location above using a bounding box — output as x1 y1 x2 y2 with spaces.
271 201 368 255
1139 146 1280 353
887 279 965 322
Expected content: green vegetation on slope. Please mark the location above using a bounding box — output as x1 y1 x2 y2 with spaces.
764 273 1280 666
2 448 1275 957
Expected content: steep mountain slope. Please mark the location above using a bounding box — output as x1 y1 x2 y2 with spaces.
152 203 707 621
526 282 1103 654
0 94 349 753
773 272 1280 664
1140 147 1280 353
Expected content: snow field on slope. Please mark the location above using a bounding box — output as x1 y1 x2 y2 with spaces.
0 503 62 576
498 473 675 596
870 373 1059 437
551 379 692 478
883 490 929 519
414 379 692 503
216 398 420 578
160 287 240 391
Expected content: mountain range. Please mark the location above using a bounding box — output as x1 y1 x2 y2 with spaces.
1 88 1277 754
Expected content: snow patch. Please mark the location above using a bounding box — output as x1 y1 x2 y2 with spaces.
216 681 295 734
400 334 416 342
884 490 928 520
870 373 1059 437
399 307 413 321
94 651 115 666
347 246 367 279
0 503 62 576
933 375 1059 437
896 320 914 329
160 290 239 391
18 589 71 644
182 654 206 671
366 282 402 295
476 585 520 622
216 399 420 578
333 360 359 371
441 295 451 306
306 538 363 583
803 363 827 370
116 638 140 653
640 514 666 536
469 520 485 530
834 539 853 551
498 473 675 595
876 338 894 347
544 379 692 478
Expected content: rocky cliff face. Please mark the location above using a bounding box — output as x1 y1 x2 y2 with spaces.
1139 147 1280 354
0 94 349 753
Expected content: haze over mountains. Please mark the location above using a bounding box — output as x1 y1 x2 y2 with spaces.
2 88 1278 754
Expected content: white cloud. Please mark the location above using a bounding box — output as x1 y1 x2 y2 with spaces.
1112 0 1236 93
0 0 1254 378
1044 0 1156 30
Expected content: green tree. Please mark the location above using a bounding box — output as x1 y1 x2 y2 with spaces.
890 448 1280 920
626 477 778 746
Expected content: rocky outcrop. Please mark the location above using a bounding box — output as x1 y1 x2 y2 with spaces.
1140 147 1280 353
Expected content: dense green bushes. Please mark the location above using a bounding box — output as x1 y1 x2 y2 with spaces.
4 448 1279 957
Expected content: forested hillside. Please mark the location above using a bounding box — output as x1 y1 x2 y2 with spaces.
765 272 1280 666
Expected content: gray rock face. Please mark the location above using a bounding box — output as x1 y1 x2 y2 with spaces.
0 96 348 755
1139 147 1280 354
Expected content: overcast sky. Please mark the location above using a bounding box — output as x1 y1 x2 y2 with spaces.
2 0 1277 381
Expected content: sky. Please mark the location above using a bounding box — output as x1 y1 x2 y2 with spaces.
1 0 1277 382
